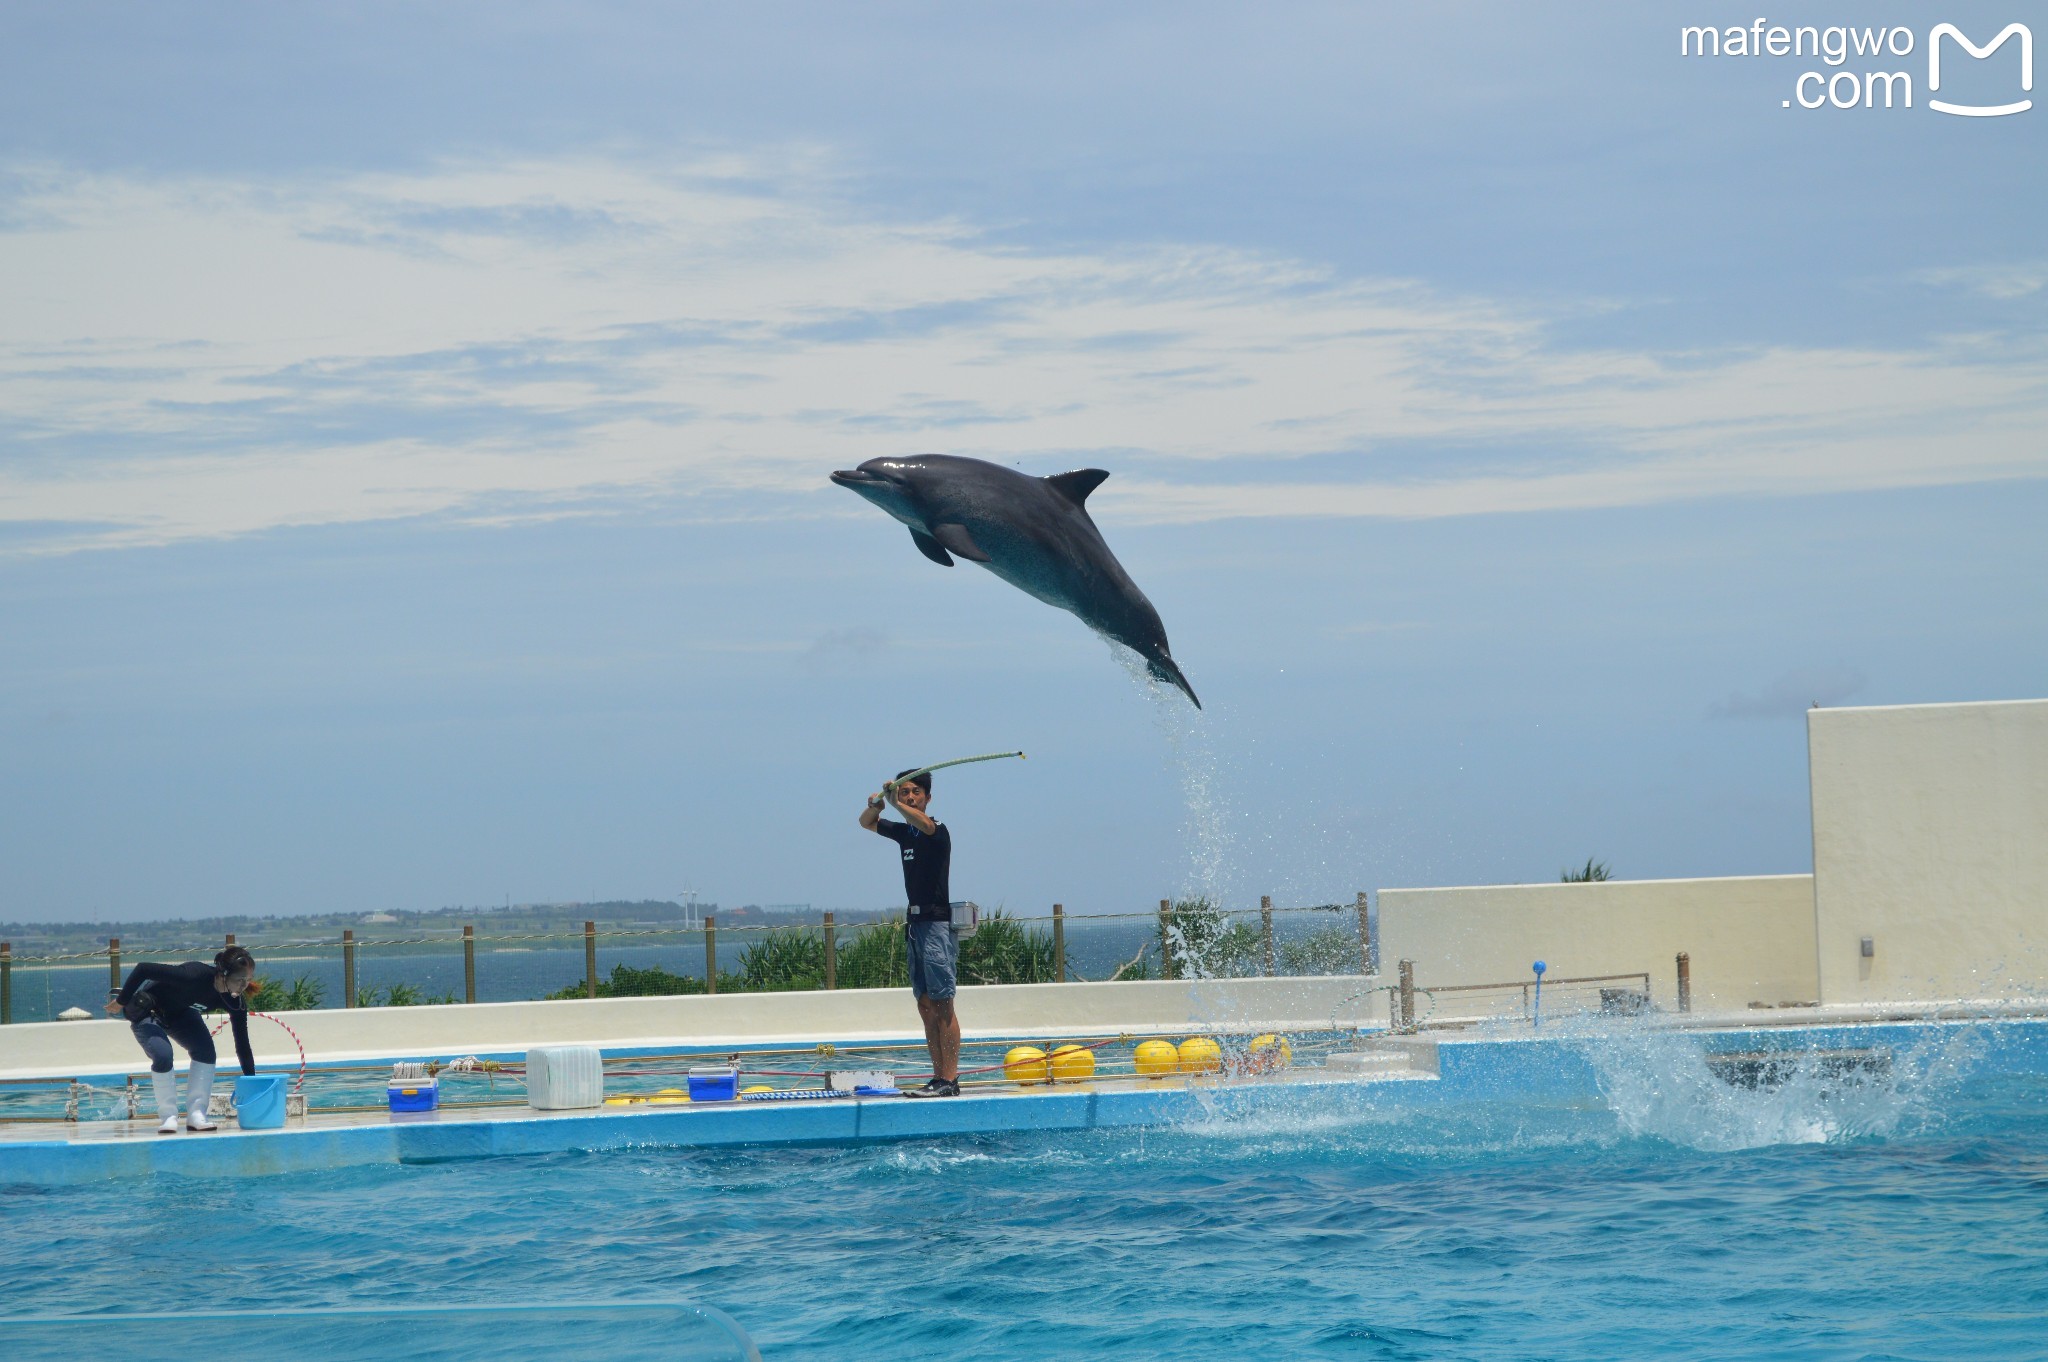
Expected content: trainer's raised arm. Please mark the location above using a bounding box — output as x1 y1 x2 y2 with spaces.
859 790 886 831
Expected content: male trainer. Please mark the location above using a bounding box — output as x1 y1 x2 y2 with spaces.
860 768 959 1097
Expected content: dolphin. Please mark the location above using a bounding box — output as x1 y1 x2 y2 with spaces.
831 454 1200 708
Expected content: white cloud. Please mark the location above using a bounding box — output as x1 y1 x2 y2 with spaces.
3 156 2046 552
1914 262 2048 301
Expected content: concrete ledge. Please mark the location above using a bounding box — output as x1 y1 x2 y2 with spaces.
0 1071 1400 1186
0 974 1384 1081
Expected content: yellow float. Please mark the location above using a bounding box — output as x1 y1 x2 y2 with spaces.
1133 1039 1179 1076
1177 1036 1223 1074
1004 1046 1050 1083
742 1085 775 1094
1049 1044 1096 1082
650 1087 691 1106
1245 1033 1294 1072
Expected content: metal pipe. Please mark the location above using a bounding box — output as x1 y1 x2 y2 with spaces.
1356 891 1374 975
1157 899 1173 980
705 916 717 994
2 941 11 1025
463 925 476 1005
584 920 597 1000
342 930 356 1008
1677 951 1692 1013
1260 896 1275 977
823 913 836 991
108 936 120 994
1398 958 1415 1031
1053 904 1065 983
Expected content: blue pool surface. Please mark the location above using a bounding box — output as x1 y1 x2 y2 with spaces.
4 1021 2045 1360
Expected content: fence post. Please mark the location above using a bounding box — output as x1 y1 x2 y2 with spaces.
108 936 121 994
225 933 236 948
343 930 356 1009
584 920 597 999
1676 951 1692 1013
2 941 11 1024
1398 958 1416 1031
1260 897 1275 976
463 925 477 1005
823 912 837 990
1357 891 1374 975
1053 904 1065 983
705 915 717 994
1157 899 1174 980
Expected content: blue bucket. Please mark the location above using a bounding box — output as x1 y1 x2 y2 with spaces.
234 1074 288 1130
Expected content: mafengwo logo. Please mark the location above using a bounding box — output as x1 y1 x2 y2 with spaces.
1680 20 2031 113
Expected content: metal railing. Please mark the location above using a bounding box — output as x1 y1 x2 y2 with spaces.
1388 961 1654 1031
0 894 1378 1022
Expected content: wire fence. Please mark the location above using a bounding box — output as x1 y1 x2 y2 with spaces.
0 897 1378 1023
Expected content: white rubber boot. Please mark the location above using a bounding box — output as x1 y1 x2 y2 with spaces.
153 1070 180 1135
185 1062 218 1132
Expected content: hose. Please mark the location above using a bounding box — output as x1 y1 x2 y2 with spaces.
884 751 1026 791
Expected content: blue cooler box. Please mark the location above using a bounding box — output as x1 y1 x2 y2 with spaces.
688 1067 738 1102
234 1074 288 1129
388 1080 438 1112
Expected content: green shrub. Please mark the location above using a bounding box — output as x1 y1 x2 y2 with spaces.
739 928 828 992
1279 926 1361 976
546 961 729 1000
837 920 908 990
1562 858 1612 882
1164 897 1270 978
253 973 324 1011
957 909 1065 985
384 982 425 1008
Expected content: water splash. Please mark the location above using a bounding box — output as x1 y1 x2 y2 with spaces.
1104 636 1233 919
1578 1019 1985 1152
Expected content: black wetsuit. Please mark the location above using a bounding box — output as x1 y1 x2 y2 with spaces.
115 962 256 1075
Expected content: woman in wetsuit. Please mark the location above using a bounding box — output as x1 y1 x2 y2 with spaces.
104 946 259 1134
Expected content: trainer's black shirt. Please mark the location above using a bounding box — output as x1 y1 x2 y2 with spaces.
116 961 257 1074
874 819 951 921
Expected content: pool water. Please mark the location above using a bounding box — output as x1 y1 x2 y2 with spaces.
5 1033 2044 1361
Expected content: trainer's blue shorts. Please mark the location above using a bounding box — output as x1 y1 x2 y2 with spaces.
906 920 959 1001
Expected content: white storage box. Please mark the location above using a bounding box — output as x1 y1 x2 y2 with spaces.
527 1045 606 1110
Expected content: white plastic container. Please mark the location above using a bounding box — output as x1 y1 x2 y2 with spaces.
527 1045 606 1110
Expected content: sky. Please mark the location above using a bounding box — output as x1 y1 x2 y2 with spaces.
2 3 2043 924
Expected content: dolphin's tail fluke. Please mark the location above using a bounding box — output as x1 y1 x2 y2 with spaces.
1147 652 1201 709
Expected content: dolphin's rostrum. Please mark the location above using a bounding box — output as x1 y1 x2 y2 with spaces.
831 454 1199 708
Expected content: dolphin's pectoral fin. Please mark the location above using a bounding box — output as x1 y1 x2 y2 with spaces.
930 522 992 563
1045 469 1110 506
909 528 955 567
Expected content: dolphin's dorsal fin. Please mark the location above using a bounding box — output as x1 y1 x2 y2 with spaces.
931 522 992 563
1045 469 1110 506
910 528 955 567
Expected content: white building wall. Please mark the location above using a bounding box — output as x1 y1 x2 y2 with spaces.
1378 875 1819 1013
1809 698 2048 1004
